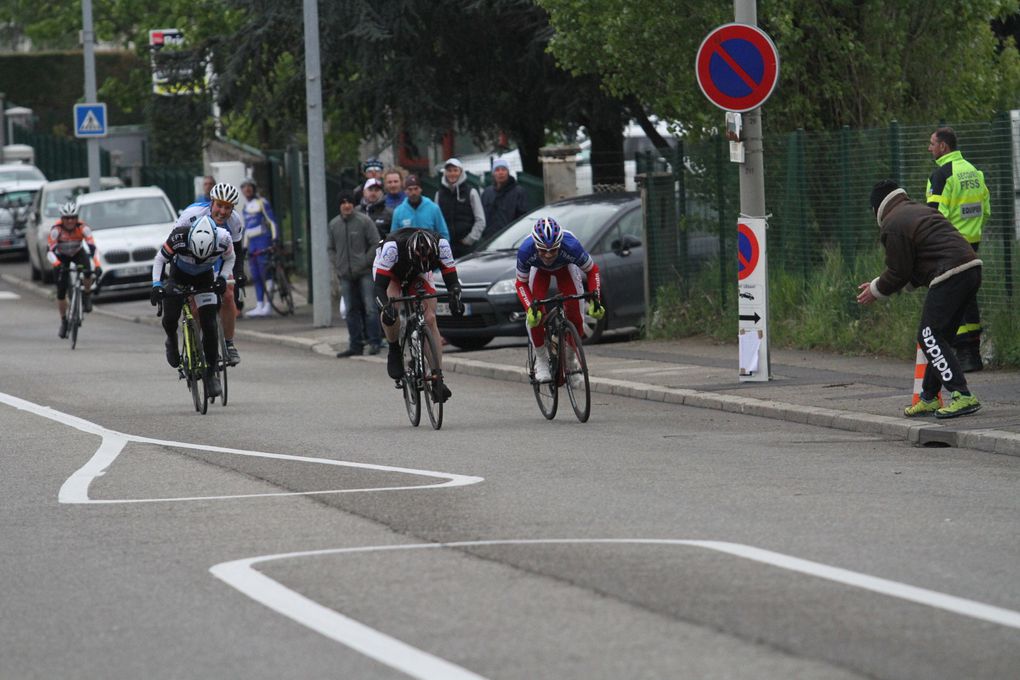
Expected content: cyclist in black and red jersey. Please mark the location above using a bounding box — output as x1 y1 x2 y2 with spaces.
47 201 101 338
373 228 464 402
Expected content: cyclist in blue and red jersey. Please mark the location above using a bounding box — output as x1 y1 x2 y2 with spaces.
514 217 605 382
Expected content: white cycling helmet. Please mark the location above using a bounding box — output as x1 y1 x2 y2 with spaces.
59 200 78 217
209 182 239 206
188 216 218 260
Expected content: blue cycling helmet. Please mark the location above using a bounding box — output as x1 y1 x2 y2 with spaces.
532 217 563 250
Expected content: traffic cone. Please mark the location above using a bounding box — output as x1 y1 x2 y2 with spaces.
912 344 944 406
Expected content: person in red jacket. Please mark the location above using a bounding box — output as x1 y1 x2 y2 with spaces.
47 201 100 338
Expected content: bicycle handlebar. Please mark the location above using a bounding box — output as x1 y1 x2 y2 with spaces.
534 292 591 306
389 292 446 304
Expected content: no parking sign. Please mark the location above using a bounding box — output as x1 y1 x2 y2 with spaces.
696 23 780 113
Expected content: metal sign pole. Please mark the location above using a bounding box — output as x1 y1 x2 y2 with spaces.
82 0 100 191
303 0 331 327
734 0 770 381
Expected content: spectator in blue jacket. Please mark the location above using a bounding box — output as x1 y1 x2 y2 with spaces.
390 174 450 241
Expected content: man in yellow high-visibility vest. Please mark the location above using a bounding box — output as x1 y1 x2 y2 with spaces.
925 127 989 372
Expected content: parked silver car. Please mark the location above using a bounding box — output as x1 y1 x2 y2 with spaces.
0 163 47 256
27 176 125 282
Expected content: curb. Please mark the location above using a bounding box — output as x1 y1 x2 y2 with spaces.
6 272 1017 458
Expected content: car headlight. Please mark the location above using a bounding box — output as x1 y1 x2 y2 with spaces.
487 278 517 295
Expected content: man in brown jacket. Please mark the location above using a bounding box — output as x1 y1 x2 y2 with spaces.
856 180 982 419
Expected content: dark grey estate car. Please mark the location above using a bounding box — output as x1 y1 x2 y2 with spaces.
435 192 645 350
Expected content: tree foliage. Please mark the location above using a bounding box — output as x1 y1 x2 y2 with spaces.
538 0 1020 133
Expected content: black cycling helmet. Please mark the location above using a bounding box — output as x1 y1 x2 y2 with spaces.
407 230 437 270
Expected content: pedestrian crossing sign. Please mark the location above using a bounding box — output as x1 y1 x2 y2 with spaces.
74 103 108 138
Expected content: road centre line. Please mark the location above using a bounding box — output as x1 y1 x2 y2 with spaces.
211 538 1020 680
0 391 483 504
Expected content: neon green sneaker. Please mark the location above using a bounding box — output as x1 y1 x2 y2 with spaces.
903 397 940 417
934 392 981 419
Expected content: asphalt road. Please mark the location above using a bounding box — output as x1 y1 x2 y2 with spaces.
2 268 1019 680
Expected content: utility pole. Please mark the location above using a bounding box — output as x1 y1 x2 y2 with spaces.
734 0 766 222
82 0 100 191
303 0 331 326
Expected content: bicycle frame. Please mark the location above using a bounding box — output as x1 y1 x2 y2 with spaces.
390 291 446 429
528 292 592 422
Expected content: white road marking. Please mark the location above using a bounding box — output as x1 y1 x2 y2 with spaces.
0 291 20 300
0 391 483 504
211 538 1020 680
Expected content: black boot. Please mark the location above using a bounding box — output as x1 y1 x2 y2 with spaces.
205 367 222 398
165 337 180 368
58 317 68 339
386 343 403 379
83 293 93 313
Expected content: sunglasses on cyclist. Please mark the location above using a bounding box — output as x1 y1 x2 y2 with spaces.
535 245 560 255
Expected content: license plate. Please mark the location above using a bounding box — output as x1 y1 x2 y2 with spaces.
436 302 471 316
0 240 10 248
117 265 149 277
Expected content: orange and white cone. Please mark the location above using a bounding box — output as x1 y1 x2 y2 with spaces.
912 344 944 406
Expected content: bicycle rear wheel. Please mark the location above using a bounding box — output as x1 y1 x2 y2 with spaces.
420 328 443 430
530 340 558 420
69 286 81 350
562 323 591 422
401 329 421 427
268 262 295 316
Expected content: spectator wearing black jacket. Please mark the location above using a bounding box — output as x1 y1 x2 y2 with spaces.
435 158 485 258
481 158 528 240
359 178 393 240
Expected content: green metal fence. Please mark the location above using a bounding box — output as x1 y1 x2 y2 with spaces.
644 114 1019 363
13 128 111 179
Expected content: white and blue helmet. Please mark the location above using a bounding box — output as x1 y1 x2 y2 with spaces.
188 215 218 260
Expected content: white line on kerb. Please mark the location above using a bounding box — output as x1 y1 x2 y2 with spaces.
211 538 1020 680
0 391 483 504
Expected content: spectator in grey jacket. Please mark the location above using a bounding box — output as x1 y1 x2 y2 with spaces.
328 191 382 357
435 158 485 258
481 158 529 240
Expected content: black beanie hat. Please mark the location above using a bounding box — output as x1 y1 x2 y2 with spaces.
870 179 900 215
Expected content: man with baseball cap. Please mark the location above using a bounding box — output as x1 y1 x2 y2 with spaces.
436 157 486 258
359 177 392 239
390 174 450 241
354 158 385 205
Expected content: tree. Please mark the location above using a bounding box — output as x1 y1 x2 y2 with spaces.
538 0 1020 133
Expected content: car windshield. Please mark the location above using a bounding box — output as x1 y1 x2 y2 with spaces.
0 167 45 183
78 197 176 230
1 189 37 208
43 183 117 218
481 202 625 251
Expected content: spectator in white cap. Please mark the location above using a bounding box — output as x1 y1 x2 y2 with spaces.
435 157 486 258
358 177 393 239
481 157 529 239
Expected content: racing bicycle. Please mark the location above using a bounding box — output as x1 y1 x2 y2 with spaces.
157 283 226 415
64 262 87 350
391 291 448 430
249 244 295 316
527 292 592 422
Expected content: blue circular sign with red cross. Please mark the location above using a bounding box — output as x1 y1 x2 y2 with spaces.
737 222 759 280
696 23 780 113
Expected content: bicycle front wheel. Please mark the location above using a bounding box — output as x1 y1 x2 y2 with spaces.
561 322 591 422
183 324 203 413
217 318 229 406
69 286 81 350
420 328 443 430
401 329 422 427
530 340 558 420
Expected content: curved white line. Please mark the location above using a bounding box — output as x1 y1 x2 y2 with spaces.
211 538 1020 680
1 391 483 504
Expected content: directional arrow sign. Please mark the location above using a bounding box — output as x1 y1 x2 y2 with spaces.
739 312 761 324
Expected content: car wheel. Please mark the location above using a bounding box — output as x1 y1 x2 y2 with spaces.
30 260 41 280
41 263 54 284
447 336 494 351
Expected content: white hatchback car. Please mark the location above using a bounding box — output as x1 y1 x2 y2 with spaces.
74 187 177 296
